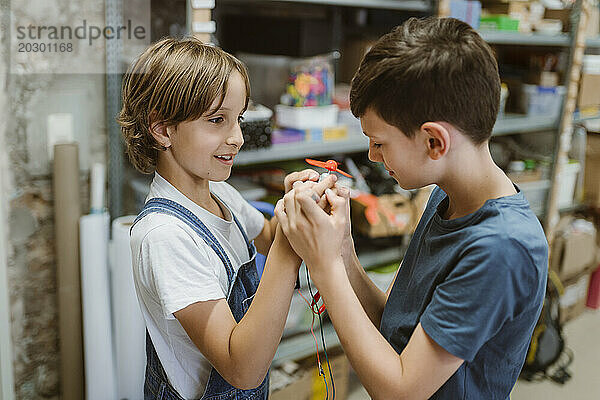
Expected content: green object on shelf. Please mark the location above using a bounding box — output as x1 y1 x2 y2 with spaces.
480 15 520 32
523 159 536 171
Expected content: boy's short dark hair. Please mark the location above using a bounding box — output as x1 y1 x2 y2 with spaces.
117 37 250 174
350 17 500 144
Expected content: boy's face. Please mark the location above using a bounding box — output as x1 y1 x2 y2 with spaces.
168 71 246 183
360 109 429 190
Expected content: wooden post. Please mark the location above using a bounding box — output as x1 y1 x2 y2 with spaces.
545 0 592 246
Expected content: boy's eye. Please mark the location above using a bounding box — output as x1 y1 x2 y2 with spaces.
208 116 224 124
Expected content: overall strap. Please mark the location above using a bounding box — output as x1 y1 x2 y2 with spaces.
131 197 235 284
211 192 255 257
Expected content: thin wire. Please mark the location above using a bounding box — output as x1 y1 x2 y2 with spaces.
306 267 330 400
318 310 335 399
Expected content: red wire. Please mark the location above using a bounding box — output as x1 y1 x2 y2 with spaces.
297 289 323 371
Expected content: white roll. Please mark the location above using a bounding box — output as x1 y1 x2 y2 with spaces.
79 212 117 400
110 215 146 400
90 163 106 213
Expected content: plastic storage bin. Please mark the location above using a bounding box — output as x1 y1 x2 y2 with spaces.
518 179 551 215
521 84 566 117
275 104 339 130
557 161 580 208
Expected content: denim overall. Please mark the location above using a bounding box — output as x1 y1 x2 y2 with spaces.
132 197 269 400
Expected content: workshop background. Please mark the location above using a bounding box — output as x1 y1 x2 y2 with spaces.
0 0 599 399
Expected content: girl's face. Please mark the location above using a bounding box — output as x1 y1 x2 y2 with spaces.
168 70 247 183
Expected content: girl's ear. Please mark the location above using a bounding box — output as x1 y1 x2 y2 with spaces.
149 111 172 149
421 122 450 161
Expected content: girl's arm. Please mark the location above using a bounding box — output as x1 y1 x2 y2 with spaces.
174 175 334 390
174 226 299 389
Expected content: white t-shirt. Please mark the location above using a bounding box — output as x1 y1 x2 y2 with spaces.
130 173 265 399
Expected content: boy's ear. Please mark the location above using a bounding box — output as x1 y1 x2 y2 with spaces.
421 122 450 161
149 111 172 149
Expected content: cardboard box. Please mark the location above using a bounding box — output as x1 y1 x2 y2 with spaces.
270 350 350 400
584 132 600 207
550 217 598 282
579 73 600 109
352 193 415 238
560 272 592 323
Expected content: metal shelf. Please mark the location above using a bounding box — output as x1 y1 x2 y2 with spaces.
479 32 600 48
274 323 339 366
220 0 430 11
573 111 600 123
586 36 600 48
235 134 369 166
235 115 559 166
358 246 405 269
492 114 558 136
479 31 571 46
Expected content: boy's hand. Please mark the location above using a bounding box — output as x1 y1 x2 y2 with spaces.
284 169 319 193
275 177 350 283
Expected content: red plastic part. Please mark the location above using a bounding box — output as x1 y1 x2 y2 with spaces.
586 265 600 309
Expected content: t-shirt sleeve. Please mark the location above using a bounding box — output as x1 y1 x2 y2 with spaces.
217 182 266 240
141 224 226 318
420 236 534 362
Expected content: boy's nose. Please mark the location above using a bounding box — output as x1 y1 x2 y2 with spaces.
368 147 381 163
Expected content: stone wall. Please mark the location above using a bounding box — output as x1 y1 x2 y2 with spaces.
3 0 107 398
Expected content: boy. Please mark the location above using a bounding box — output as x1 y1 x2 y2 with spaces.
276 17 548 399
118 37 335 399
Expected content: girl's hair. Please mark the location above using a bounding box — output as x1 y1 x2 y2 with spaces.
117 37 251 174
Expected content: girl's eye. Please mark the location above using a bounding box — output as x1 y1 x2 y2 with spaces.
208 116 224 124
373 142 382 148
237 115 245 124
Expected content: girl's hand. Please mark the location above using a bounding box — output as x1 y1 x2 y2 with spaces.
283 169 320 193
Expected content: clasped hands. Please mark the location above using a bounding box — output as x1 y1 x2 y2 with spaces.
276 170 352 284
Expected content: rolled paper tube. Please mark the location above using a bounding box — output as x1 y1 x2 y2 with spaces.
53 143 84 400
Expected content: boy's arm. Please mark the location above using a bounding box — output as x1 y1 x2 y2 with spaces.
174 226 299 389
341 237 388 328
316 260 463 399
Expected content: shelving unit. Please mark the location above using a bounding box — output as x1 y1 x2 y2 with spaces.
219 0 431 11
104 0 598 377
235 114 560 165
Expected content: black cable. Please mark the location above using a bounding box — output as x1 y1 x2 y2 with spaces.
318 308 336 399
306 267 331 400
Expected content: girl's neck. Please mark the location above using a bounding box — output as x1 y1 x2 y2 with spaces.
156 165 223 219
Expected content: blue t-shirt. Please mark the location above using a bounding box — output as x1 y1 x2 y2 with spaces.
380 186 548 399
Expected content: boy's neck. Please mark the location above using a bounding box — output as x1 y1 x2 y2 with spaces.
156 164 224 219
436 144 516 220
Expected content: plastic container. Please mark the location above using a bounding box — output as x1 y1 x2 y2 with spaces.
557 161 580 208
521 84 566 117
518 179 551 215
480 15 520 31
285 54 335 107
275 104 339 129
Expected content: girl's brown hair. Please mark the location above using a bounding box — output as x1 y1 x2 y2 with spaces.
117 37 251 173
